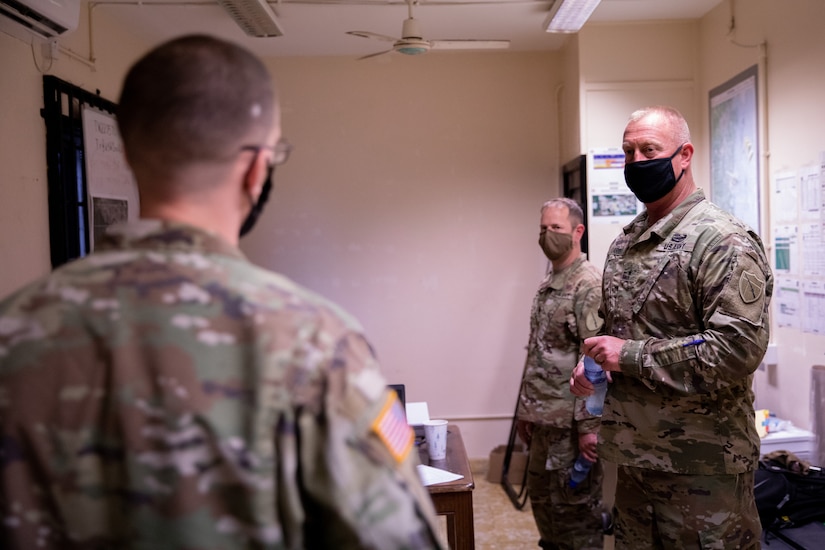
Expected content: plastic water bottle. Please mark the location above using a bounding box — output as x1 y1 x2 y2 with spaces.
583 356 607 415
569 454 593 489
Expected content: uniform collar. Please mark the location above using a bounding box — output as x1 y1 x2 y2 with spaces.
542 253 587 291
624 189 706 243
97 220 247 260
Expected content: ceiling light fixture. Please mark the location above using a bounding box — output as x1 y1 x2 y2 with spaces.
216 0 284 38
543 0 602 33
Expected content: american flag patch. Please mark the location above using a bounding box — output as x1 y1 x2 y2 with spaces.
371 391 414 463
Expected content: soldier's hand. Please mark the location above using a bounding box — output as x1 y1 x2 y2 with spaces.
578 432 598 462
570 360 593 397
583 335 624 373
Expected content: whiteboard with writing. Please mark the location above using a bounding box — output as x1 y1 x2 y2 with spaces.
81 106 139 250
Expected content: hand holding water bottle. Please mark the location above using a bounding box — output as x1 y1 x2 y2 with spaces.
569 335 621 399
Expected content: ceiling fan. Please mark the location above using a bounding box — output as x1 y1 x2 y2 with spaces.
346 0 511 60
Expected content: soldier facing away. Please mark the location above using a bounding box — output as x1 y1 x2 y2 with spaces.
571 105 773 549
0 35 446 549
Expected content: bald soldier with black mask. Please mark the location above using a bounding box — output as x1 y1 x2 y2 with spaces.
571 106 773 550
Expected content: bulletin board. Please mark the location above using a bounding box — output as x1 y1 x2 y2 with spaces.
42 75 127 267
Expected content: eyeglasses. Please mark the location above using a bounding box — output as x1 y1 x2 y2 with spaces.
241 138 293 166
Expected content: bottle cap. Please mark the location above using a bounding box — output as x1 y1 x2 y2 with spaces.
583 355 601 373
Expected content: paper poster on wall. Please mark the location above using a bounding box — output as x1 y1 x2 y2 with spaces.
773 171 798 224
81 106 139 250
820 151 825 214
801 222 825 277
588 148 641 224
776 277 801 329
802 280 825 334
773 225 798 274
800 163 821 221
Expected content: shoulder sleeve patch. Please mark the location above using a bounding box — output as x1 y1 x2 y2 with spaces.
585 310 603 333
739 270 764 304
718 255 768 326
371 391 414 463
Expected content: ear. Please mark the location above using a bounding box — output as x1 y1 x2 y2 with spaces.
241 150 269 198
573 223 585 242
679 142 695 167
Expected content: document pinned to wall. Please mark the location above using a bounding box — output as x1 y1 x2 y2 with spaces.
802 280 825 334
773 171 798 224
588 148 641 224
81 106 139 251
773 225 798 274
801 222 825 277
776 277 801 329
800 163 822 221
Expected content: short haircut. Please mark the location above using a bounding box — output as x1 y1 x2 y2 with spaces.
541 197 584 226
117 34 276 180
627 105 691 145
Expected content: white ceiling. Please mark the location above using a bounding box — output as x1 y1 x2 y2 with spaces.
96 0 724 58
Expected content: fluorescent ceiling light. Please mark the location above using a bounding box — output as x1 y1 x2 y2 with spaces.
543 0 602 33
216 0 284 38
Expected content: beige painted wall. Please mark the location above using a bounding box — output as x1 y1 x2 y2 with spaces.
242 52 561 457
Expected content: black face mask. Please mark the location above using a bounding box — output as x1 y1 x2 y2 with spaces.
239 164 274 238
624 145 685 204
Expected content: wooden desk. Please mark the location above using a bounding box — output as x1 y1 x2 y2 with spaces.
419 425 475 550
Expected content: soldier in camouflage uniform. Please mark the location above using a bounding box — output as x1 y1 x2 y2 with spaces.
571 106 773 549
516 198 605 550
0 35 445 549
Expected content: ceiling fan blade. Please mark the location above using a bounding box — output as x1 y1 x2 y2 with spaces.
346 31 398 43
357 49 395 61
429 39 511 50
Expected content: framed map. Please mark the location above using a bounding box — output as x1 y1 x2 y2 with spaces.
709 65 760 233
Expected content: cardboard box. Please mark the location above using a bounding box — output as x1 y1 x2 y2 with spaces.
487 444 529 484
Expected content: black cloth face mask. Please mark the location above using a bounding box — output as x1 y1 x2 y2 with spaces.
624 145 685 204
239 163 274 238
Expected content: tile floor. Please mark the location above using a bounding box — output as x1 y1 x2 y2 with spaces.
468 458 541 549
464 458 615 550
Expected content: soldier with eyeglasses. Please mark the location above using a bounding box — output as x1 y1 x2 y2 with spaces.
0 34 445 549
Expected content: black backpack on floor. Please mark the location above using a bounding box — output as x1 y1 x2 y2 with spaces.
755 450 825 531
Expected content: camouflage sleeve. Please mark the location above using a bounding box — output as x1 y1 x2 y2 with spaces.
573 281 603 433
297 331 446 549
516 296 540 421
618 231 773 394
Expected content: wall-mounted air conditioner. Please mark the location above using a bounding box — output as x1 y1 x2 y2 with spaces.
0 0 80 41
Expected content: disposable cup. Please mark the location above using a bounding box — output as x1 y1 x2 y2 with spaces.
424 419 448 461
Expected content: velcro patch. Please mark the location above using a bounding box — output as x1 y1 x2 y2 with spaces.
739 270 765 304
585 311 603 333
371 391 414 463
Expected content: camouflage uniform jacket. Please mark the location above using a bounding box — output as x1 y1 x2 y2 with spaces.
599 190 773 475
0 220 445 550
517 254 603 439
